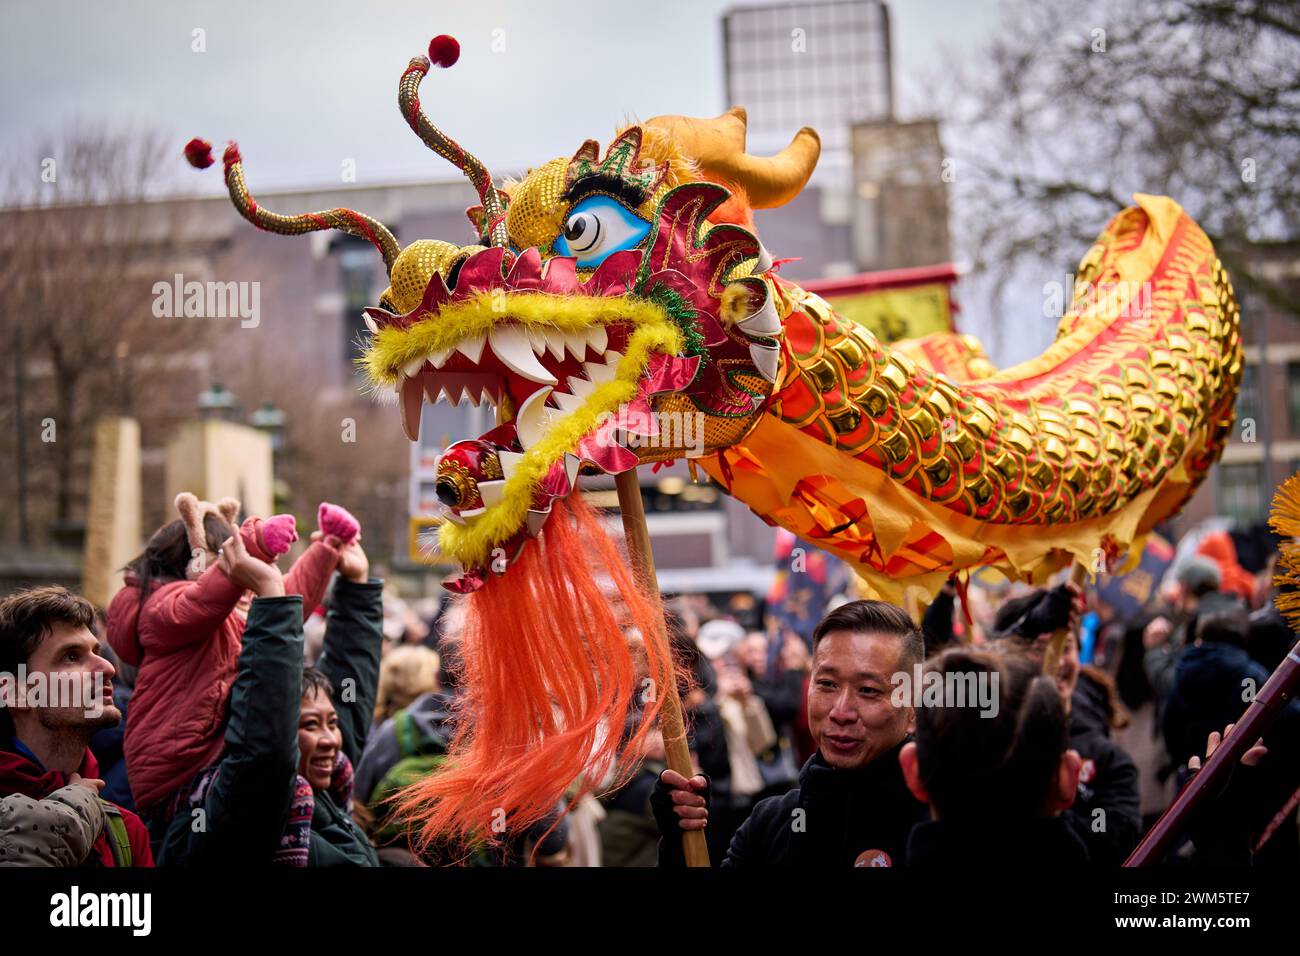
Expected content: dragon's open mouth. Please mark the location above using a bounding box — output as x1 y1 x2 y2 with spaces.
361 245 697 583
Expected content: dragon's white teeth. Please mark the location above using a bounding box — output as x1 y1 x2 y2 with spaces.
497 450 524 477
458 506 487 518
516 387 555 450
525 509 548 537
563 332 589 360
552 391 585 414
585 324 608 356
455 333 487 365
737 287 781 338
749 343 780 383
440 507 465 525
402 357 426 378
563 453 580 488
567 375 596 397
399 377 423 442
363 313 379 334
526 325 549 356
583 360 616 384
477 479 506 508
603 349 624 366
542 328 567 362
489 326 558 384
430 348 454 368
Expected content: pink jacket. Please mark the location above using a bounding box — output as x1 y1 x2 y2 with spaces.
106 519 338 812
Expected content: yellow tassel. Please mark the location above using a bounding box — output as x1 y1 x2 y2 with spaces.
1268 470 1300 631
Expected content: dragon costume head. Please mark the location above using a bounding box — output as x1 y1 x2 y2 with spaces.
364 87 818 590
190 34 1241 843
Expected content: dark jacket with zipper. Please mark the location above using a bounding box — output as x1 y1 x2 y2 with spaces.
654 741 926 867
307 578 382 867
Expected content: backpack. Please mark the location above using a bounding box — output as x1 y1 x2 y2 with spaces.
367 709 448 841
100 800 132 867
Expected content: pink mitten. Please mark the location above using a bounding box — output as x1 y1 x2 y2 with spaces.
261 514 299 556
318 502 360 544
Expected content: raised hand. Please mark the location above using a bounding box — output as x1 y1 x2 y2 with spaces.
217 534 285 597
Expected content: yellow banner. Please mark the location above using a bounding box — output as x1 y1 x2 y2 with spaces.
824 282 953 344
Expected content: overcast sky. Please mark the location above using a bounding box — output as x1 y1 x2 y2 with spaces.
0 0 1003 191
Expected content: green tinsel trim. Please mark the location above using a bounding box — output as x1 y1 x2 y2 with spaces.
640 282 707 364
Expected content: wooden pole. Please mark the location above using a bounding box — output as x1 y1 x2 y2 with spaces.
614 469 711 867
1042 562 1088 677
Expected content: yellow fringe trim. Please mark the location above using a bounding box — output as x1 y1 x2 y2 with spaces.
1269 470 1300 631
361 292 674 388
371 293 682 566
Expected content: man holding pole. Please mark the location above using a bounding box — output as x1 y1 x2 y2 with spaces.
653 600 927 867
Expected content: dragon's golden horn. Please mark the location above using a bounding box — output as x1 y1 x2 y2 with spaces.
399 55 510 249
219 143 401 274
645 106 820 209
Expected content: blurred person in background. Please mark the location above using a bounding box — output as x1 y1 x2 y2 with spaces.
1143 556 1242 724
372 644 440 729
1162 608 1300 866
991 581 1141 866
698 619 778 837
735 629 806 794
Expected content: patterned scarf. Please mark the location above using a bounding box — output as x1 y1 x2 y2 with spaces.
178 751 355 866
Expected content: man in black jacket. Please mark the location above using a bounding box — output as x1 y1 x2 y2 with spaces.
654 600 927 866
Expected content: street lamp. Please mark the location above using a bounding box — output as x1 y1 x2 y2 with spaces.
249 401 286 454
197 382 237 421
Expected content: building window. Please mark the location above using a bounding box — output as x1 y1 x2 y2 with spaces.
340 247 377 366
1287 362 1300 435
1216 462 1265 526
1236 363 1259 435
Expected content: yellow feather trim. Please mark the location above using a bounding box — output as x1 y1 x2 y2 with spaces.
361 292 675 388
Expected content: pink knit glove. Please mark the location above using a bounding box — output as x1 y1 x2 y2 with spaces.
261 514 299 556
318 502 359 544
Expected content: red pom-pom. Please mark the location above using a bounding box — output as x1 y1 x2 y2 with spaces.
428 34 460 68
183 137 214 169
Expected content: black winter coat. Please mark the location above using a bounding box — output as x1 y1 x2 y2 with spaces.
1066 675 1141 866
655 742 926 867
906 815 1089 867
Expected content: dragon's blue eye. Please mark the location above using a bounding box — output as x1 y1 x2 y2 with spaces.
553 195 651 267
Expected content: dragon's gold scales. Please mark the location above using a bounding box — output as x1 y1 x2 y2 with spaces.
703 196 1241 591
